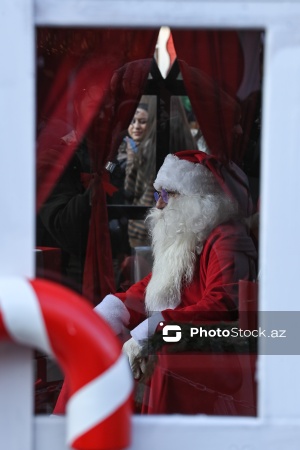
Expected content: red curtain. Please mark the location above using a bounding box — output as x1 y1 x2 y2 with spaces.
36 28 159 304
171 29 262 164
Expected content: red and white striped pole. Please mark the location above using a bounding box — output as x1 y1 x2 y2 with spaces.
0 277 133 450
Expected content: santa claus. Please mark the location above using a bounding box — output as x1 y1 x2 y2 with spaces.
95 150 257 379
53 149 257 414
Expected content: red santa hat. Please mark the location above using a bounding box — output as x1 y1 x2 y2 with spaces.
153 150 253 216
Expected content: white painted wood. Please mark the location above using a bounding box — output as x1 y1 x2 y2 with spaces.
130 416 300 450
0 1 35 449
0 0 35 278
258 24 300 420
260 25 300 313
34 416 68 450
34 415 300 450
35 0 300 28
0 343 33 450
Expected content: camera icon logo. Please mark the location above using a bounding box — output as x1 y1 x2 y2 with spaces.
161 323 182 342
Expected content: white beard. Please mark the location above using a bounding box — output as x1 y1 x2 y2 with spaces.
145 193 238 315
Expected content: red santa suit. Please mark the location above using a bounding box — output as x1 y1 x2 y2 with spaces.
115 219 257 329
54 150 257 415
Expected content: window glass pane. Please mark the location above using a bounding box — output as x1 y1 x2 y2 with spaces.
170 96 199 152
34 350 63 414
35 26 262 418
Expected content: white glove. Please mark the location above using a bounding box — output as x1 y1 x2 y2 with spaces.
94 294 130 335
122 337 146 379
130 312 164 342
122 313 164 379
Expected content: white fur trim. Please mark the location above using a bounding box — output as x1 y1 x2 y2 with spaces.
130 313 164 343
153 154 216 196
94 294 130 335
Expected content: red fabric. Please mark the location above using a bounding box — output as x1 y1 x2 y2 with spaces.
171 30 261 163
80 172 118 198
143 281 258 415
166 32 177 70
175 150 253 216
115 220 257 328
143 351 256 416
53 375 69 414
36 246 62 280
238 280 258 331
36 28 159 303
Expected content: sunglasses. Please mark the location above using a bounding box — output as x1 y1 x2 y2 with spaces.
154 189 176 204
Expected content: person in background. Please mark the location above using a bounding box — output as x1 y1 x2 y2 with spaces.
112 101 150 200
124 98 156 248
108 98 156 289
125 96 200 249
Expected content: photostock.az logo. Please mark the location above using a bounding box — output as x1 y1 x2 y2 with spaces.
161 323 182 342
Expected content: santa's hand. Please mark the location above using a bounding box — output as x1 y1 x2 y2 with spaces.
94 294 130 335
122 337 145 379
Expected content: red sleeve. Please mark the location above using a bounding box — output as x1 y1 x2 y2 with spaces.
162 223 256 323
114 273 152 329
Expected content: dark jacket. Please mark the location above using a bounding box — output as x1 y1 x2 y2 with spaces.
36 133 91 292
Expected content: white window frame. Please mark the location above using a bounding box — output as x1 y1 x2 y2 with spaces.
1 0 300 449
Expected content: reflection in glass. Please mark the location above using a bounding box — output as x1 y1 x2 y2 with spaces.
35 26 262 417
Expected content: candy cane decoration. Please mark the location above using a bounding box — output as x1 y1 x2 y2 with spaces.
0 277 133 450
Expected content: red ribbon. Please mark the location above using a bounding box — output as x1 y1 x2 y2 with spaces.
80 171 118 196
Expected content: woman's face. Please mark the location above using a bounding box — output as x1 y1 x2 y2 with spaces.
128 108 149 143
